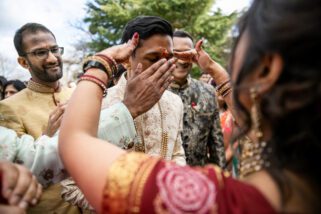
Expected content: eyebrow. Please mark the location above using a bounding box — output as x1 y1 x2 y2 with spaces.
30 45 59 52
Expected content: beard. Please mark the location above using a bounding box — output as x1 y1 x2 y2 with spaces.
28 60 63 83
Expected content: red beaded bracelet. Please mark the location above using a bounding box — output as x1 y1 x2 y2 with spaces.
78 75 107 97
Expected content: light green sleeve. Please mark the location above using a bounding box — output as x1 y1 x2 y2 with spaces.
98 102 137 147
0 126 66 188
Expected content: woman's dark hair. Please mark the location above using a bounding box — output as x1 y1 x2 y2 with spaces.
121 16 173 55
3 80 26 97
0 76 7 87
232 0 321 212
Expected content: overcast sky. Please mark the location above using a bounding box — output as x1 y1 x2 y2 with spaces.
0 0 251 80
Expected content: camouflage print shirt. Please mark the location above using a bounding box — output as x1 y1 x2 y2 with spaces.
169 77 226 167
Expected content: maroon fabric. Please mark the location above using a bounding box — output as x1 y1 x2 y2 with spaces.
139 161 276 214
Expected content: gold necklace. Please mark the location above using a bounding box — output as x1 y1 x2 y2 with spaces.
134 102 168 159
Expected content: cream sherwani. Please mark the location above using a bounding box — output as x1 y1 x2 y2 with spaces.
102 74 186 165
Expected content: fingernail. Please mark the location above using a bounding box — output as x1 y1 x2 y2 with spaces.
160 58 167 64
31 198 38 205
9 194 21 205
133 32 139 39
18 201 28 209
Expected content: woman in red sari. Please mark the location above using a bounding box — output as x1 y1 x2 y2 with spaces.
59 0 321 213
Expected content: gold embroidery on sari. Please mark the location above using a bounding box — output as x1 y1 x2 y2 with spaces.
103 152 150 213
129 157 159 213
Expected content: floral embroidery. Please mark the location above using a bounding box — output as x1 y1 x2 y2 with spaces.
191 102 200 112
156 163 216 214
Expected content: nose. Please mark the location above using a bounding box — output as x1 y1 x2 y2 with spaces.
46 51 58 63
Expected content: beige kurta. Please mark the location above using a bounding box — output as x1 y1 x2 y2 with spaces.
102 74 186 166
0 80 73 138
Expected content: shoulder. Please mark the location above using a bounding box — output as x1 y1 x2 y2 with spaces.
191 78 215 94
0 88 29 105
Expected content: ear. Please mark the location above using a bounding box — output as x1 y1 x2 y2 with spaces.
255 54 283 95
17 56 29 69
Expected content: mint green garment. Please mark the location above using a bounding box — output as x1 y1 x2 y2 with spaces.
0 102 136 187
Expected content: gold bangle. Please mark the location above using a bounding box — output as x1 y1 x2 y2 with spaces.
83 56 113 78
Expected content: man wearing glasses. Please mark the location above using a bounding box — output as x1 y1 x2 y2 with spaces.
0 23 73 139
0 23 77 213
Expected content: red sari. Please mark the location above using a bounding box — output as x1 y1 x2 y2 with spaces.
102 153 276 214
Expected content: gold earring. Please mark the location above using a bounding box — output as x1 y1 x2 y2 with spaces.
239 87 268 178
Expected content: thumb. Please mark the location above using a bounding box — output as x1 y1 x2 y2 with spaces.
195 38 204 52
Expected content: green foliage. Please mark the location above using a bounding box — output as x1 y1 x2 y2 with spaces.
84 0 237 77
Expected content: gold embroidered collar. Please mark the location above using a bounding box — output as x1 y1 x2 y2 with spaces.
27 79 60 93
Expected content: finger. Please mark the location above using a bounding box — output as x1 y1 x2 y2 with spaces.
151 58 177 82
0 205 26 214
9 165 32 206
141 58 167 78
156 63 176 87
174 49 197 62
52 114 63 131
19 175 38 208
32 183 42 205
50 106 64 122
160 76 174 94
1 162 18 199
130 32 139 48
130 63 143 80
125 32 139 54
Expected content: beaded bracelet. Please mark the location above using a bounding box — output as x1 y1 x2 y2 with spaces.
95 54 118 75
78 74 108 97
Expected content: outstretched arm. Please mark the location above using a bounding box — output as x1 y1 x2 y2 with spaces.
174 39 241 127
59 33 177 212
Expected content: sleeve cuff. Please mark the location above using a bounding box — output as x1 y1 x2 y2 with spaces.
98 102 137 145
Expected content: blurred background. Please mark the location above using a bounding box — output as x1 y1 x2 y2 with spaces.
0 0 251 84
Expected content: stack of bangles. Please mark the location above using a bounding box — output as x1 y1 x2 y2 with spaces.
216 79 232 98
79 54 118 97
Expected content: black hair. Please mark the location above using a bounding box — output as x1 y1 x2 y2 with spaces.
0 76 7 87
3 79 26 97
173 30 194 42
121 16 173 54
14 23 56 56
232 0 321 212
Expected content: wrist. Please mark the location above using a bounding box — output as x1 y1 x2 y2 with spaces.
85 69 109 84
206 61 229 85
123 100 139 119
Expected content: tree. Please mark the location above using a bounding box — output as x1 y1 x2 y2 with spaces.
84 0 237 77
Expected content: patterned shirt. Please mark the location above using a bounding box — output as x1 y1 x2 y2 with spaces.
169 76 226 167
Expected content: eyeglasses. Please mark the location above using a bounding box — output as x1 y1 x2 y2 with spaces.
24 47 64 60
